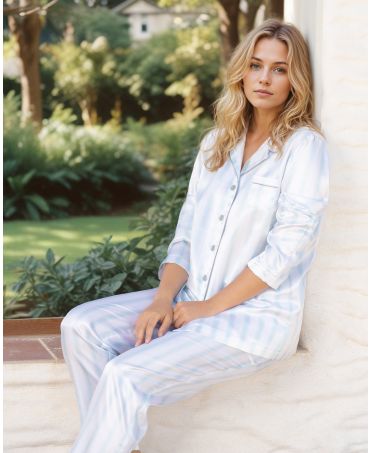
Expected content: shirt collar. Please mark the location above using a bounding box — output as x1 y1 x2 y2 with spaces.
228 129 276 177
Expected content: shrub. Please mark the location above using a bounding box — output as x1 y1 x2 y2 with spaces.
124 113 213 181
7 155 195 318
3 93 71 219
3 93 156 220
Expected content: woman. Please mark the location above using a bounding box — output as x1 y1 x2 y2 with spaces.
61 18 330 453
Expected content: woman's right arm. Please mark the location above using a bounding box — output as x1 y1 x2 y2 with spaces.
154 262 189 306
156 131 213 296
135 132 213 346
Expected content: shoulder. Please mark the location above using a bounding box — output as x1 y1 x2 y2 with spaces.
200 128 218 149
281 126 330 183
282 126 329 164
197 128 218 166
285 126 327 149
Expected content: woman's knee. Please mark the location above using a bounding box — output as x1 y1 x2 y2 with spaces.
60 300 94 333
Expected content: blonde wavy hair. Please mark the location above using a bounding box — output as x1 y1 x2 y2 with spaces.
203 18 324 172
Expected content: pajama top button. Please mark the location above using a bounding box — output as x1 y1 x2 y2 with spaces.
230 185 236 190
202 275 208 281
211 245 216 251
219 214 224 221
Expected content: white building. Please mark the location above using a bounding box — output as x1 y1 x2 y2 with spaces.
112 0 212 42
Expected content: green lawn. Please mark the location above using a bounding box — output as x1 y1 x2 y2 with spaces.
3 213 147 296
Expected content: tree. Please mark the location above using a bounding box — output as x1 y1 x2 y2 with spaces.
3 0 130 126
4 0 52 127
157 0 284 64
49 36 128 125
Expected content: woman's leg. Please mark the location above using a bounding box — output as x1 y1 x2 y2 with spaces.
70 328 277 453
60 287 160 450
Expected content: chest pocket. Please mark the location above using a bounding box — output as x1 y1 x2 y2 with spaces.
249 175 281 207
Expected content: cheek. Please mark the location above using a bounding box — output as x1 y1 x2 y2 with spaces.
243 72 255 87
277 79 291 98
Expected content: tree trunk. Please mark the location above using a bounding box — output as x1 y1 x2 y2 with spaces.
79 92 98 126
8 6 42 128
264 0 284 19
216 0 241 64
241 0 263 35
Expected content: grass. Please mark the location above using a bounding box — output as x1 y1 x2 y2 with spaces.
3 208 149 297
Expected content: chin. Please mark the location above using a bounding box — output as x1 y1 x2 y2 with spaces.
250 100 275 109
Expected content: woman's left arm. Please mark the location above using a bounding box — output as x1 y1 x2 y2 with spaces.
204 132 330 316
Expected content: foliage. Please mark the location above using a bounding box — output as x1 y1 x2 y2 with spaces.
123 113 213 181
8 238 147 317
118 30 181 117
8 169 192 317
3 92 64 220
37 19 221 124
119 23 221 121
71 6 131 49
3 92 155 220
47 38 129 125
6 130 202 317
165 20 222 111
46 3 131 49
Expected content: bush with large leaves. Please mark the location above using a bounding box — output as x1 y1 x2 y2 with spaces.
3 92 155 220
7 158 194 318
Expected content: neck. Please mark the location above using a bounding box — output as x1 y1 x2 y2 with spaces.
249 107 280 136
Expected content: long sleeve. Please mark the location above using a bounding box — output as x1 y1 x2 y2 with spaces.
157 132 209 281
247 132 330 290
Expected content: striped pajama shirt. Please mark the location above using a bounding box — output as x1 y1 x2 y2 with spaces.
61 125 329 452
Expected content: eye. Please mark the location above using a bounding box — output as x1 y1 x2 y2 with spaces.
249 63 260 70
274 67 286 73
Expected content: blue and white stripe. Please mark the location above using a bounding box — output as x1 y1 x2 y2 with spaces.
159 126 330 360
61 288 276 452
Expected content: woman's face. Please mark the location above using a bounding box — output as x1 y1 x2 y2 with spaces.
242 37 292 115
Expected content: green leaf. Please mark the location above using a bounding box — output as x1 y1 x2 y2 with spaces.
26 194 50 213
4 200 17 218
100 261 116 270
21 169 37 186
25 202 41 220
51 197 70 208
46 249 55 265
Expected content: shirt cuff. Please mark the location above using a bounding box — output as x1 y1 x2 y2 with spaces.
247 257 281 290
158 241 190 281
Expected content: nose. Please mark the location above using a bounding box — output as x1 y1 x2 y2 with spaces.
259 67 271 85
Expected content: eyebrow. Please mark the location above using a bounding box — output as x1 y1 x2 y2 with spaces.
251 56 288 65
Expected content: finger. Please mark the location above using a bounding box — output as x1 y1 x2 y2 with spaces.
173 306 181 322
145 319 158 343
135 329 145 346
135 319 147 346
174 315 183 329
158 315 172 337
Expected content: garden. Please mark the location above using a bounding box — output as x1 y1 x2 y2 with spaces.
3 0 279 319
3 1 221 318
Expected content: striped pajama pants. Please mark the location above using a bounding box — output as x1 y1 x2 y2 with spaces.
61 287 277 453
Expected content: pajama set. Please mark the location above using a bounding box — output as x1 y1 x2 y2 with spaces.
61 126 330 452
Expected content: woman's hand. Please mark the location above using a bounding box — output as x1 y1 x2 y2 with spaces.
134 299 174 346
172 301 212 328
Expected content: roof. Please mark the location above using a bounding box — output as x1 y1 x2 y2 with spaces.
112 0 164 14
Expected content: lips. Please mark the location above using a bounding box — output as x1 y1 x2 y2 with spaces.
254 90 273 95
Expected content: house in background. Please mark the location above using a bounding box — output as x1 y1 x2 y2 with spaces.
111 0 213 42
